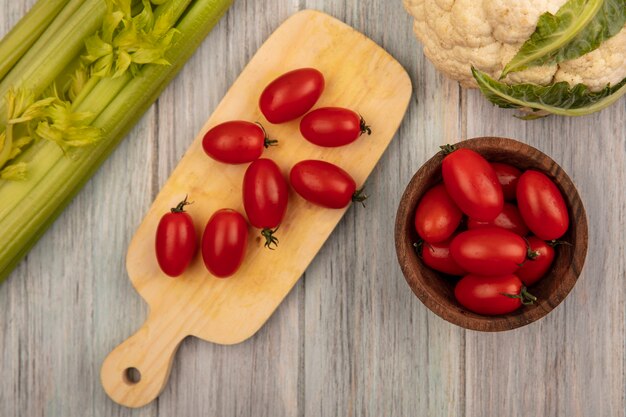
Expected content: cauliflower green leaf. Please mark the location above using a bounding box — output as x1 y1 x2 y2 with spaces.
501 0 626 77
473 67 626 117
553 0 626 62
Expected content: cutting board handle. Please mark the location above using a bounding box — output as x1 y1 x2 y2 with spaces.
100 311 187 408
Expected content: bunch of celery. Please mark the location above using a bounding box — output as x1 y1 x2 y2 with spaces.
0 0 232 282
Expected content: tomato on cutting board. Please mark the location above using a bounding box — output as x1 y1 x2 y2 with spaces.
491 162 521 201
290 160 366 209
441 147 503 221
516 170 569 240
155 197 197 277
450 228 527 276
202 121 277 164
467 203 529 236
417 237 467 276
202 209 249 278
259 68 325 123
413 184 463 243
300 107 371 147
243 158 289 249
455 274 536 315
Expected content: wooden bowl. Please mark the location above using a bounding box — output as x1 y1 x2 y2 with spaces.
395 137 588 332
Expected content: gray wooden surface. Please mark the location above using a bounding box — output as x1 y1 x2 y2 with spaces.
1 1 625 416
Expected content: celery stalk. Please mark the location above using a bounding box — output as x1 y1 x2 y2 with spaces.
0 0 232 282
3 0 86 81
0 74 131 223
154 0 193 21
0 0 107 124
0 0 70 81
73 75 132 116
0 0 193 221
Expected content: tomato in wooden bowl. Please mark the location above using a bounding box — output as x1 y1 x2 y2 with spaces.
394 137 588 332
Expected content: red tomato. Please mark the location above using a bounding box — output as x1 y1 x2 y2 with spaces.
516 170 569 240
455 274 535 315
517 236 555 286
450 228 527 275
414 184 463 243
202 121 277 164
491 162 521 201
441 147 503 221
467 203 529 236
259 68 325 124
418 238 467 276
202 209 248 278
289 160 365 208
299 107 371 147
243 158 289 248
155 197 197 277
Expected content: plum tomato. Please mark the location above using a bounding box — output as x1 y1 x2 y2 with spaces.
491 162 521 201
413 184 463 243
155 197 197 277
289 160 366 209
202 209 248 278
259 68 325 123
417 238 467 276
441 147 503 221
517 236 555 286
243 158 289 249
516 170 569 240
454 274 536 315
450 228 527 276
202 121 277 164
467 203 529 236
299 107 371 147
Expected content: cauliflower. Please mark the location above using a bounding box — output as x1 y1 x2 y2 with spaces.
403 0 626 92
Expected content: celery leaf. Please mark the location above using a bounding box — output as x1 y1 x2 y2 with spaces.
0 162 27 181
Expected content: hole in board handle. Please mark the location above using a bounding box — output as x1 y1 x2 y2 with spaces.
123 367 141 384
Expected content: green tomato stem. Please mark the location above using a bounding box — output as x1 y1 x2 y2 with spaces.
439 144 456 155
171 195 192 213
261 227 280 250
359 115 371 136
351 187 368 207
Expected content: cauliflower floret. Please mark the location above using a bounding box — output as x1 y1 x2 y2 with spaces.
555 28 626 89
486 1 565 44
404 0 626 91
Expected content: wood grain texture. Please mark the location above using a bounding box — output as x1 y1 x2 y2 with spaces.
1 0 625 416
395 137 588 332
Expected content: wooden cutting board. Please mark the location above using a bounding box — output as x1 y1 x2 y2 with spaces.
101 9 411 408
